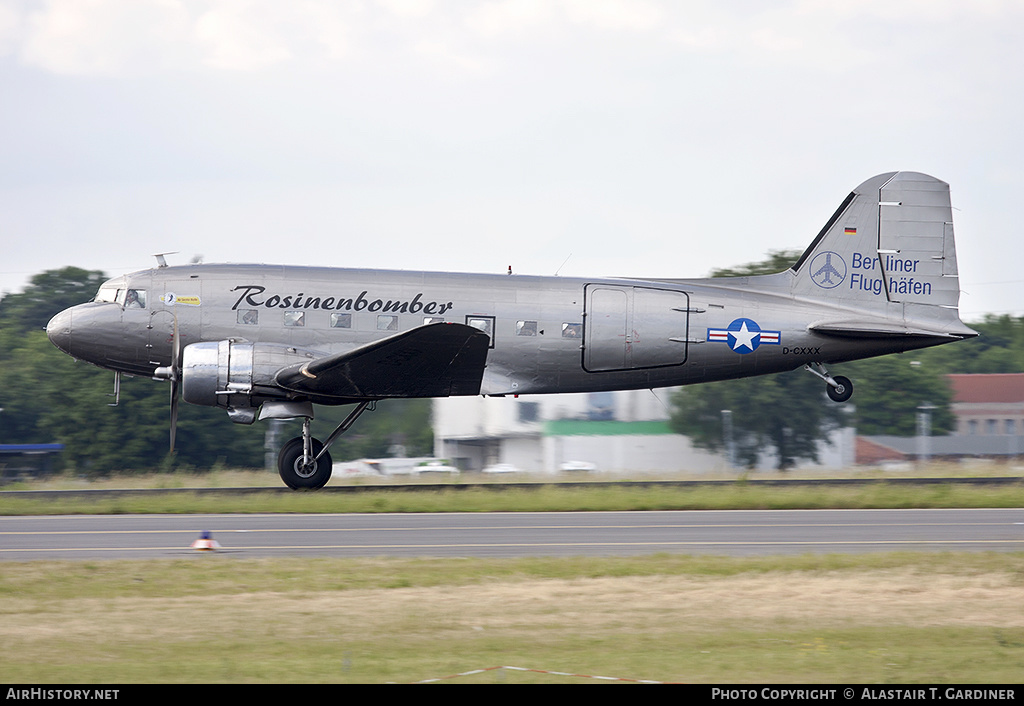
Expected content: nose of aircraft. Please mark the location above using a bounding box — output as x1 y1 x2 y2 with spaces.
45 301 156 375
46 308 73 355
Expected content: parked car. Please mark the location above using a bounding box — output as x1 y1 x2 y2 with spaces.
482 463 520 474
413 460 460 475
558 461 597 472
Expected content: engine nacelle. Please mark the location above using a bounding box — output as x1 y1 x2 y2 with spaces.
181 340 319 421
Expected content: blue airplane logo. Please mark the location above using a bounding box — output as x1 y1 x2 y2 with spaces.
810 251 847 289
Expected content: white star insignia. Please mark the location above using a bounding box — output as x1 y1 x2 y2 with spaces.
730 322 759 351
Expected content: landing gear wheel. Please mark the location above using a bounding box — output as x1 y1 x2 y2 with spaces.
278 436 333 490
826 375 853 403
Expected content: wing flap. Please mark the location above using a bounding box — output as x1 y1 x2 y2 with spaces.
275 323 490 399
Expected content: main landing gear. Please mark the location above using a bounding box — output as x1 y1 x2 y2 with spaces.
804 363 853 403
278 401 374 490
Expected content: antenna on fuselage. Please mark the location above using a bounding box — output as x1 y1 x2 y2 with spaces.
153 252 178 268
554 253 573 276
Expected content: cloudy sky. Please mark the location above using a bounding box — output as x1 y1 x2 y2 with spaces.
1 0 1021 320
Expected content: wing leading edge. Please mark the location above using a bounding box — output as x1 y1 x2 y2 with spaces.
275 322 490 400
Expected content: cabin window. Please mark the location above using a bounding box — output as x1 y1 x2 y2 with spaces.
377 315 398 331
1006 419 1016 435
331 313 352 329
423 316 445 325
238 309 258 325
562 322 582 338
518 402 539 423
466 315 495 347
284 311 305 327
516 320 538 336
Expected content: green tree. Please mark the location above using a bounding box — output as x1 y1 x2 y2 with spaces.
0 266 431 474
300 399 433 461
0 327 267 474
835 356 955 436
709 249 801 278
0 268 115 461
0 268 267 474
671 370 847 470
829 314 1021 437
909 315 1024 374
0 267 106 335
669 250 847 470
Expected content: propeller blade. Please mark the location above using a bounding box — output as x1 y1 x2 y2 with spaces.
170 381 179 453
169 313 180 454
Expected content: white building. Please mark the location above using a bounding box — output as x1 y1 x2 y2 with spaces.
433 389 854 474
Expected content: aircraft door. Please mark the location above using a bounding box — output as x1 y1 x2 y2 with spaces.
583 285 689 372
584 287 629 371
147 280 202 367
630 287 690 368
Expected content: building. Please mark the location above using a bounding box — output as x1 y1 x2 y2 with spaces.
433 389 854 474
855 374 1024 464
433 390 716 473
948 373 1024 438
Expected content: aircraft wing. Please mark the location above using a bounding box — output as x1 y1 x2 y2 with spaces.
274 322 490 399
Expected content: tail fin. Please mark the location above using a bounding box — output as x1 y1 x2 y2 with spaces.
791 172 961 311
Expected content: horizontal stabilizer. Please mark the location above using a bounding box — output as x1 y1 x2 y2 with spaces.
808 320 978 340
275 322 490 399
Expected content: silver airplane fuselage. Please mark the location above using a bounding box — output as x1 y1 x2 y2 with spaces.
45 172 979 488
47 264 942 397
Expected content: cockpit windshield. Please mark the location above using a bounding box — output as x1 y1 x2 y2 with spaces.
95 286 118 303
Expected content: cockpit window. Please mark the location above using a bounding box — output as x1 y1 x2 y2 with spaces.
118 289 147 309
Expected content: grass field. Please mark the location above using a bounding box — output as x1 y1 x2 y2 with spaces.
1 553 1023 683
2 466 1024 515
2 468 1022 684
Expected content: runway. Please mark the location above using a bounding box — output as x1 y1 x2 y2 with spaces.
2 508 1023 560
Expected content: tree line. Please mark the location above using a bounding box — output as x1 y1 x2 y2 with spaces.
0 267 432 475
1 262 1020 475
669 250 1024 469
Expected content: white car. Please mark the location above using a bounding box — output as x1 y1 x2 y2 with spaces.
413 460 460 475
482 463 520 474
559 461 597 472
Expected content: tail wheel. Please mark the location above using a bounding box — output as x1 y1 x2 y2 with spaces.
278 437 333 490
826 375 853 403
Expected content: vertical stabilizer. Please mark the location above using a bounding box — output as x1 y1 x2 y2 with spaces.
791 172 961 310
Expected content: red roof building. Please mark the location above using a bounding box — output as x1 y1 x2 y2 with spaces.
855 374 1024 464
947 373 1024 437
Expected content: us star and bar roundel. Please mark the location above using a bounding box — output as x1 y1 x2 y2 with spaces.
706 318 781 354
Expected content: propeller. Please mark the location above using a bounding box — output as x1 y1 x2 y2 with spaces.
152 311 181 454
169 313 180 453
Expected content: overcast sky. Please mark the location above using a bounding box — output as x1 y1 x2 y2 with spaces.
1 0 1021 320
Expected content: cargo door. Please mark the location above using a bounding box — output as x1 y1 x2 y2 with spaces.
583 285 689 371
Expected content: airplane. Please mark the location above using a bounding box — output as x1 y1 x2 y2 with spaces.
46 171 978 489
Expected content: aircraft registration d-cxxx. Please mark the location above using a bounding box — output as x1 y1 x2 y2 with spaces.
47 172 977 489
